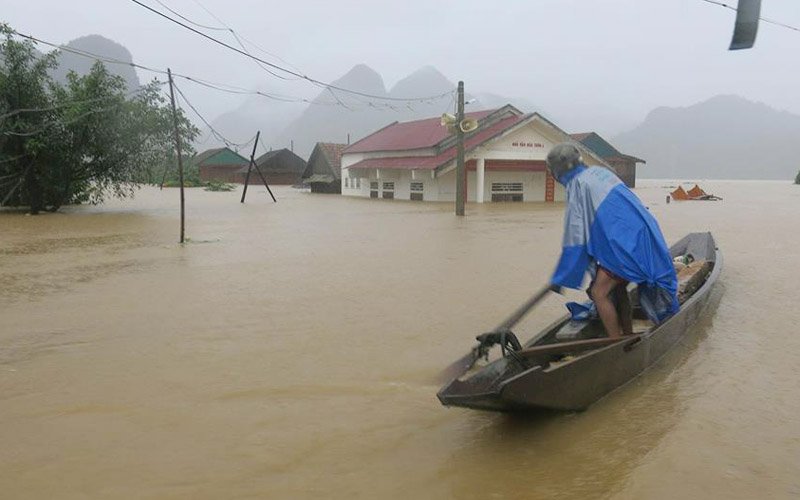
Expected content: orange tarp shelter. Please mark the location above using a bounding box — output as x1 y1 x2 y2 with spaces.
687 185 707 198
670 186 690 200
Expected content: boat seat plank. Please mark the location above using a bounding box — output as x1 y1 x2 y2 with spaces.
518 335 642 359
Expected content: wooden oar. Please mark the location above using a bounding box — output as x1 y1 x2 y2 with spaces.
515 334 642 359
435 285 553 384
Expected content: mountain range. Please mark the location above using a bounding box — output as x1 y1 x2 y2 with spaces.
214 65 538 158
22 34 800 180
614 95 800 180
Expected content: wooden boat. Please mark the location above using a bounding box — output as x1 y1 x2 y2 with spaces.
437 232 722 412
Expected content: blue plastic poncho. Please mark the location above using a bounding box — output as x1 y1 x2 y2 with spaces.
551 165 679 324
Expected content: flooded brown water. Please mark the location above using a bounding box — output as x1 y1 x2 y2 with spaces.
1 181 798 499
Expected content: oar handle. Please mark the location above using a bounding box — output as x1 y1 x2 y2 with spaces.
494 284 553 332
435 284 555 385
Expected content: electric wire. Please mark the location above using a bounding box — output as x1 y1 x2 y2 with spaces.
3 101 130 137
189 0 305 74
127 0 454 103
0 81 166 120
11 30 401 109
171 82 255 149
1 85 159 137
153 0 296 81
699 0 800 33
11 29 452 116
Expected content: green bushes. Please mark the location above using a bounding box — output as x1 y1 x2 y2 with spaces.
203 181 235 192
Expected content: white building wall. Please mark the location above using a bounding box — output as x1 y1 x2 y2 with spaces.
341 168 446 201
476 127 554 162
340 118 591 202
341 148 436 169
340 168 567 203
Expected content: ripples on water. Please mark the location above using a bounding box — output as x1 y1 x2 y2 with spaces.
1 182 798 499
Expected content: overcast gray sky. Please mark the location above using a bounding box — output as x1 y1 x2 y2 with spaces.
5 0 799 135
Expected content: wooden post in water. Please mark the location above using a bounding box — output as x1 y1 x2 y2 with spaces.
240 132 277 203
240 138 255 203
167 68 186 243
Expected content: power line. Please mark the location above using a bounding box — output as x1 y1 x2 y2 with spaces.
127 0 455 103
10 30 406 109
0 82 165 121
11 31 291 99
5 28 452 151
153 0 297 81
14 31 169 75
189 0 306 74
699 0 800 33
0 154 26 165
171 82 255 149
3 100 131 137
1 85 158 137
12 29 452 115
152 0 228 31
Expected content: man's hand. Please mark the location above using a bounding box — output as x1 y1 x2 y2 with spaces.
549 283 564 295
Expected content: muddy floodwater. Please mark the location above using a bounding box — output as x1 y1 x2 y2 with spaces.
1 181 799 499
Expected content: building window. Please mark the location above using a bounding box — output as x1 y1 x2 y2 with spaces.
410 181 423 201
491 182 523 202
356 178 361 189
370 181 379 198
382 182 395 199
345 177 349 188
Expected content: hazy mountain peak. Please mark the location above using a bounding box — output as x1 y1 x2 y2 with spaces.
335 64 385 89
207 64 548 158
52 35 140 90
389 66 454 98
614 94 800 180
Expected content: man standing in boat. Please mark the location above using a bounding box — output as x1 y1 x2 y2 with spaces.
546 143 679 338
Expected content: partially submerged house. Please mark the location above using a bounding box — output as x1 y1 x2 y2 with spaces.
340 105 607 203
570 132 645 188
302 142 346 193
194 147 249 183
251 149 307 185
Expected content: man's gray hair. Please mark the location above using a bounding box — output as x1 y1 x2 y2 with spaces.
546 143 583 179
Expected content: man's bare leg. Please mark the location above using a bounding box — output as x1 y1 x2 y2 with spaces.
590 268 624 338
613 284 634 336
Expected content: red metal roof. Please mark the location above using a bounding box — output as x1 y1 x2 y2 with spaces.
347 114 529 171
345 109 498 153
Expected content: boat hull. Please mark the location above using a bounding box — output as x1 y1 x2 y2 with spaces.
438 232 722 412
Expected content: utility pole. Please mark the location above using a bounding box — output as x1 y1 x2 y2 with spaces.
455 80 465 216
167 68 186 243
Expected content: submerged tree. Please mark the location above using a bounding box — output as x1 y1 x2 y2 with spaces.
0 26 56 212
0 25 198 213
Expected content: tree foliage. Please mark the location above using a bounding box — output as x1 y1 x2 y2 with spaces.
0 25 199 213
795 170 800 185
